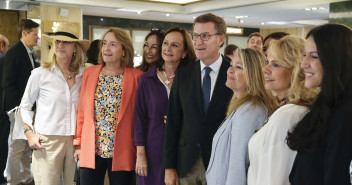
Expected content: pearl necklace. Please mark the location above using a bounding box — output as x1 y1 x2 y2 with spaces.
163 70 175 86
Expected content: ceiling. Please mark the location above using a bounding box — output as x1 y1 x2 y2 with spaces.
1 0 349 29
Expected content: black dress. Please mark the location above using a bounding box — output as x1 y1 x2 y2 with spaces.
289 98 352 185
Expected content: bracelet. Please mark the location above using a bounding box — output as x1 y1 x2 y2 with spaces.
23 127 33 134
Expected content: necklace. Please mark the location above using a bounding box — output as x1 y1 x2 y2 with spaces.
62 71 73 79
163 70 175 86
278 97 289 107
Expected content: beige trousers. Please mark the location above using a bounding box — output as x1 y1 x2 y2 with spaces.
180 156 207 185
32 134 76 185
5 113 32 185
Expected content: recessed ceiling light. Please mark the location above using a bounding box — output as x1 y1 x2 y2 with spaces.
240 20 244 23
116 8 145 13
267 21 288 25
311 7 318 10
261 22 265 25
235 16 248 19
319 7 325 10
166 13 170 16
100 18 104 21
137 12 141 14
148 0 200 4
305 8 311 11
193 16 196 19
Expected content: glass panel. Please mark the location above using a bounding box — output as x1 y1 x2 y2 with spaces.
227 35 248 49
132 30 149 67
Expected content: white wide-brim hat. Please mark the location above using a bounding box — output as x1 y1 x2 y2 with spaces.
43 22 90 52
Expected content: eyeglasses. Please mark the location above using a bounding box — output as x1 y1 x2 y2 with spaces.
192 33 220 41
55 40 73 45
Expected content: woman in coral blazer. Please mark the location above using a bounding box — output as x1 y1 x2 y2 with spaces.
74 28 143 185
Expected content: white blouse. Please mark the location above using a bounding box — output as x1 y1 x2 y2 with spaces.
20 65 84 136
247 104 309 185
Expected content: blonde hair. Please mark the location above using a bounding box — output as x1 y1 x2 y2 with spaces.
268 35 318 105
98 28 134 67
41 40 84 73
226 48 277 116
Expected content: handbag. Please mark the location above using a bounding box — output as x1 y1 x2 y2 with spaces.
7 106 30 140
74 161 80 185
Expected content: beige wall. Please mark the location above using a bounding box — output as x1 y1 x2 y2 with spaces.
260 26 314 39
39 4 82 61
0 10 26 48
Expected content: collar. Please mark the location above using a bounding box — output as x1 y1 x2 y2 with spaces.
200 55 222 73
20 40 33 54
51 64 84 77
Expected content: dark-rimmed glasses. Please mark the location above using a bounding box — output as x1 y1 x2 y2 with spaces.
192 33 220 41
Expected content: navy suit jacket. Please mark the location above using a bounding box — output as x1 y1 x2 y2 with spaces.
2 41 35 111
163 56 233 177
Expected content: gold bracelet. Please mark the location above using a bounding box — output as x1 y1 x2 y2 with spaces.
23 127 33 134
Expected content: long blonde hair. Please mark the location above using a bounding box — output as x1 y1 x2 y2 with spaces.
226 48 277 116
41 40 84 73
268 35 318 105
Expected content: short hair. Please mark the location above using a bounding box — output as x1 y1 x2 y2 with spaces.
0 34 8 48
156 26 197 71
19 19 39 39
86 39 101 65
268 35 318 105
247 32 263 43
194 13 227 36
98 28 134 67
136 29 164 72
226 48 277 116
42 40 84 73
263 32 289 44
224 44 238 56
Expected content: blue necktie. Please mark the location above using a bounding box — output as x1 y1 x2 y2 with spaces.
202 66 212 112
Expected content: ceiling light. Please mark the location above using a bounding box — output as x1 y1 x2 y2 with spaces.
193 16 196 19
235 15 248 19
305 8 311 11
117 8 145 13
148 0 200 4
100 18 104 21
261 22 265 25
267 21 288 25
319 7 325 10
311 7 318 10
240 20 244 23
166 13 170 16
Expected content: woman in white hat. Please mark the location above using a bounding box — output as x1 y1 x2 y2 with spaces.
20 22 90 185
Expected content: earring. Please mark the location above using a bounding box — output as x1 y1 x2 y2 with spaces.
182 56 185 59
73 52 76 56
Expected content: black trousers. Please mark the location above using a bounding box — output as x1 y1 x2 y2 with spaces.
80 155 134 185
0 113 10 183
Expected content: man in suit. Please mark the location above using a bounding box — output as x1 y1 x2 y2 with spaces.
0 34 10 185
163 13 233 185
2 19 39 185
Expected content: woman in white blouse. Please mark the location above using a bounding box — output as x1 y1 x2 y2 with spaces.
206 48 276 185
20 23 90 185
247 35 317 185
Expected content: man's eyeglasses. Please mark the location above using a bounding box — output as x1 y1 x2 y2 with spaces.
192 33 220 41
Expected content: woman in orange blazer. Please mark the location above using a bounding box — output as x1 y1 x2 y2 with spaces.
74 28 143 185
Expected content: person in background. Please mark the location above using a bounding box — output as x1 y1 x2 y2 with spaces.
163 13 233 185
134 26 196 185
206 48 276 185
136 29 164 72
246 32 263 52
262 32 289 57
223 44 238 61
287 24 352 185
74 28 143 185
0 34 9 58
86 39 101 66
2 19 39 185
0 33 9 185
247 35 317 185
20 22 89 185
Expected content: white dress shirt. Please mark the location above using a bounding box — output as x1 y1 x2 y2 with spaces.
20 65 84 136
200 54 222 100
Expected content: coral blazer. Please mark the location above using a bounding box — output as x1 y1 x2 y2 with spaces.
74 64 143 171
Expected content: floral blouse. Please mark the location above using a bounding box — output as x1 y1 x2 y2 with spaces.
94 73 123 158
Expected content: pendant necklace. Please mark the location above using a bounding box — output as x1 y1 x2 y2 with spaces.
163 70 175 86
